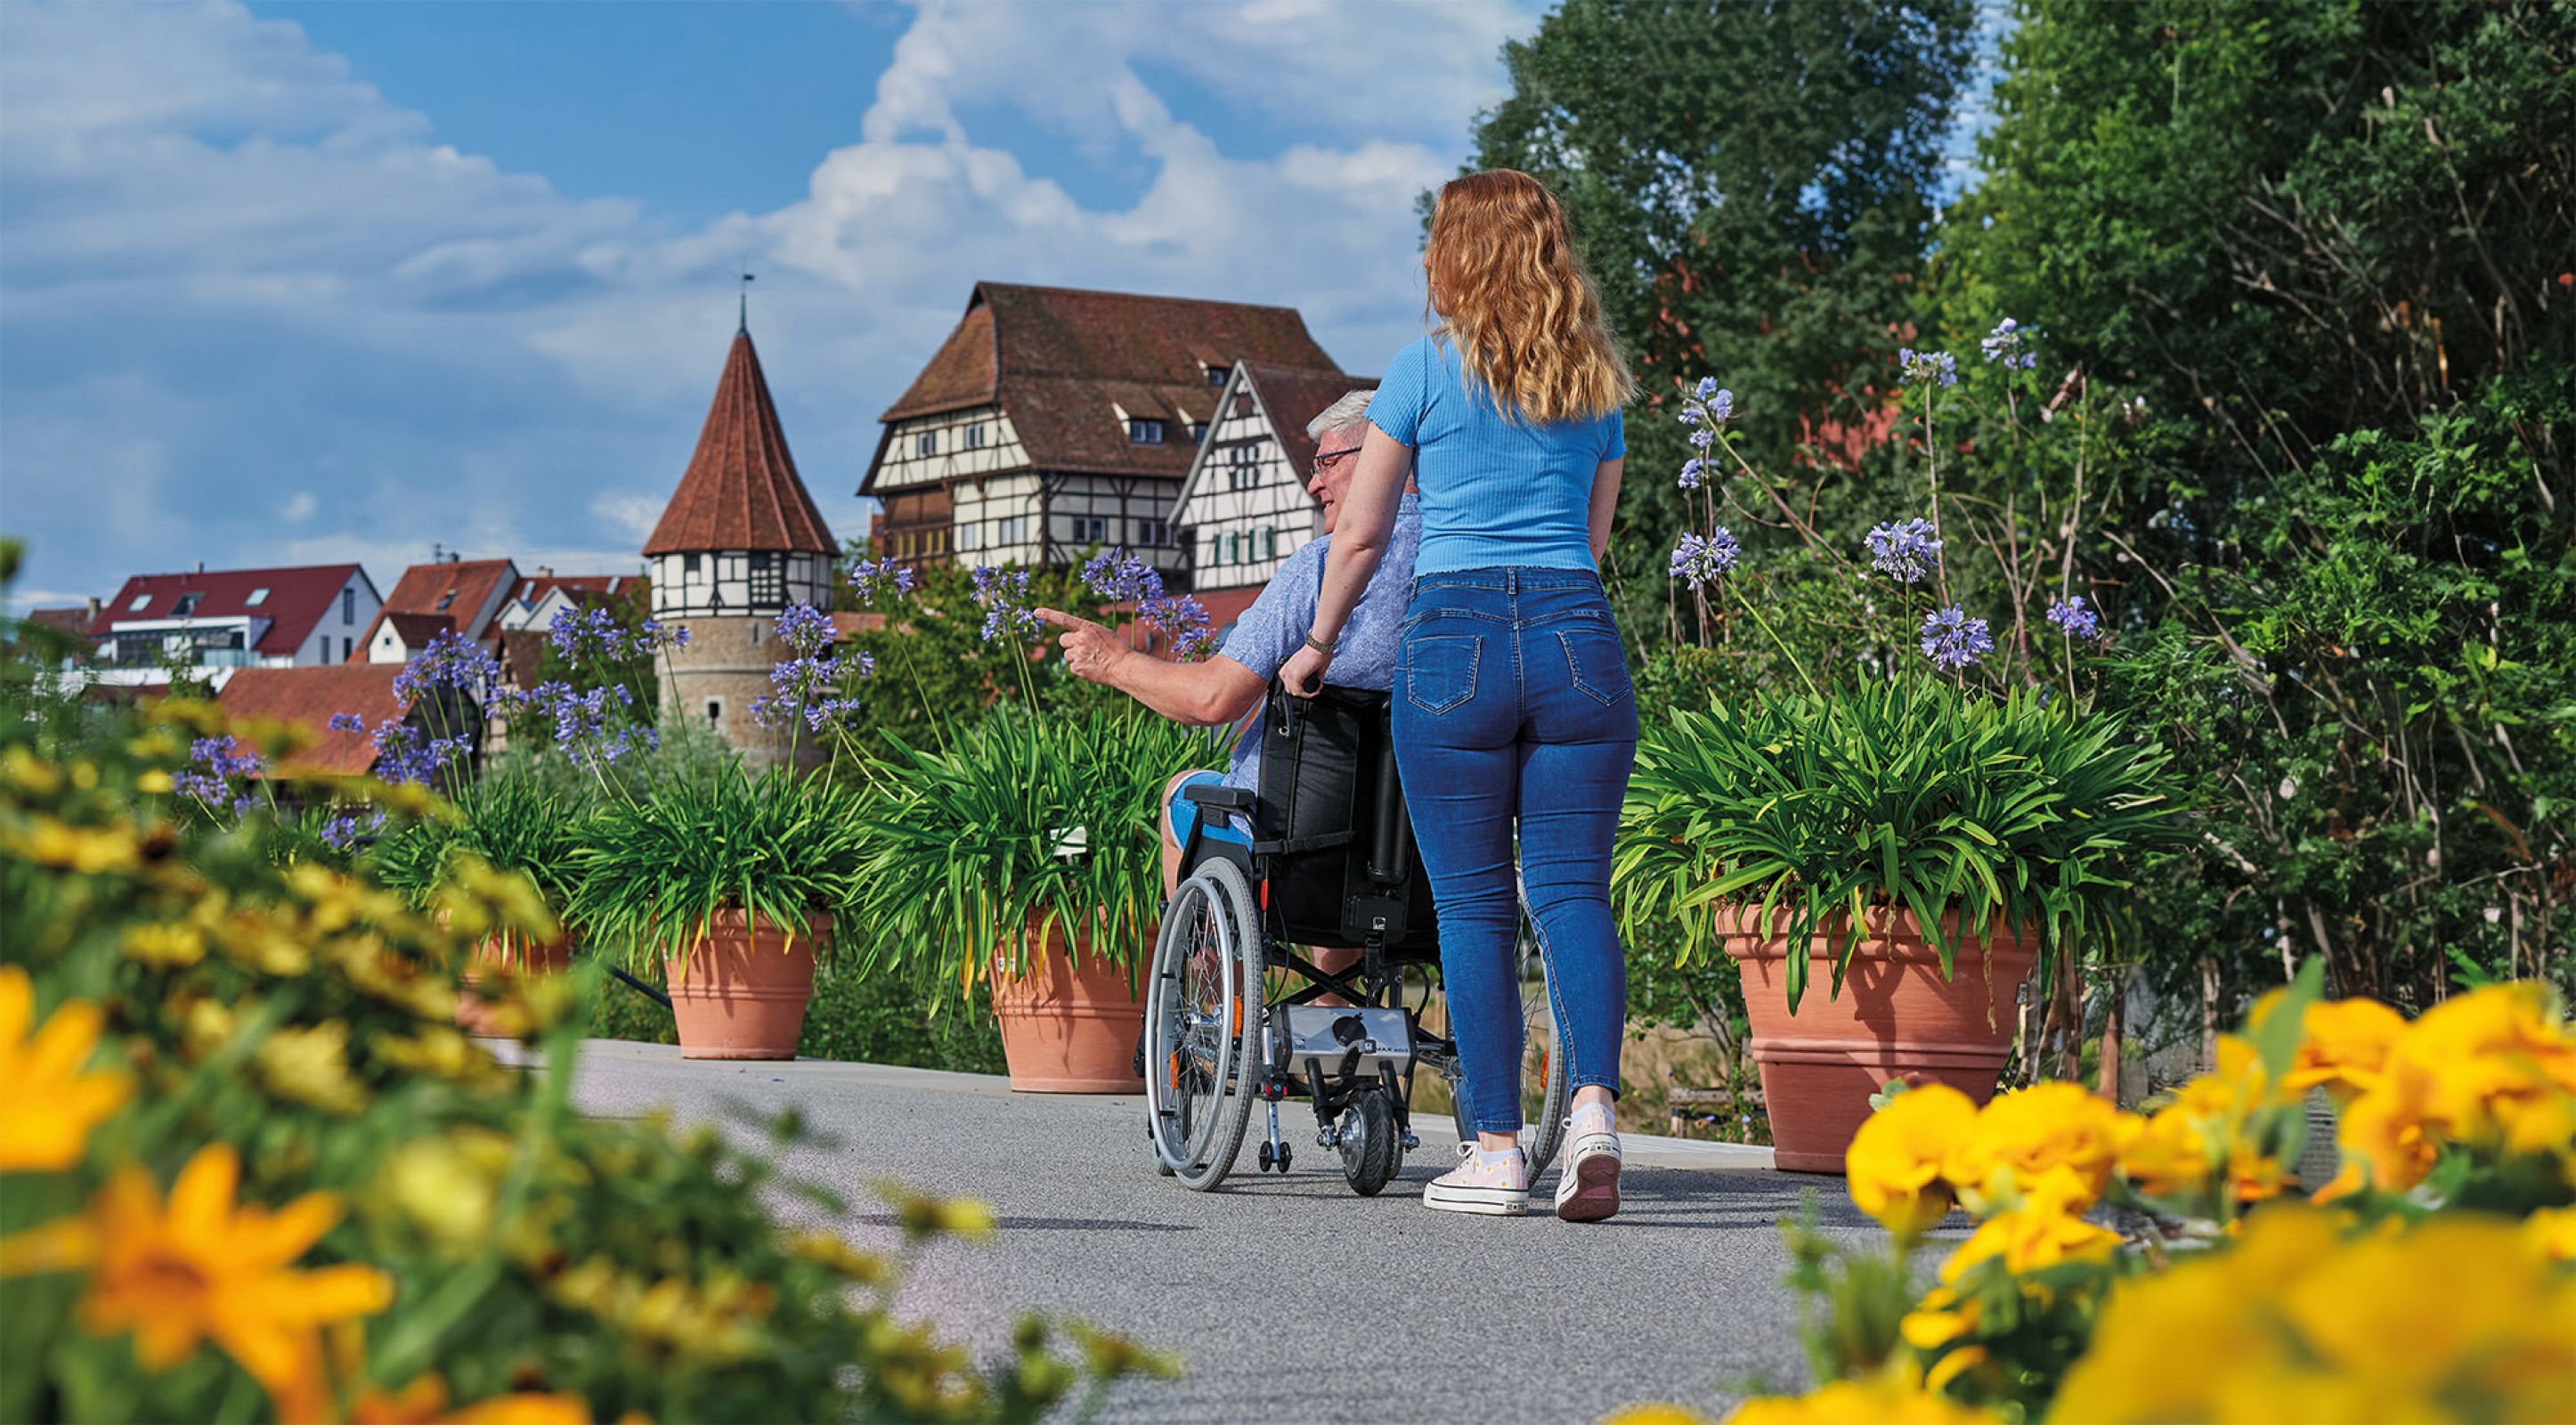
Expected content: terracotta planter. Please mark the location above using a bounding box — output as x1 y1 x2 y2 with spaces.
1723 905 2036 1174
989 918 1147 1093
664 910 825 1061
456 928 573 1038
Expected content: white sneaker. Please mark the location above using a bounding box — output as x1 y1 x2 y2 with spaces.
1424 1143 1529 1216
1555 1103 1621 1222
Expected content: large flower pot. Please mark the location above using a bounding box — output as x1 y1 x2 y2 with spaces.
1723 905 2036 1174
664 910 825 1061
456 928 573 1039
990 919 1146 1093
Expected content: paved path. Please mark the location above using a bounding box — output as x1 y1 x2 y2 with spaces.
565 1039 1885 1424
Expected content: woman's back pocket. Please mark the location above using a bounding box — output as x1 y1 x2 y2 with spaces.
1402 633 1482 716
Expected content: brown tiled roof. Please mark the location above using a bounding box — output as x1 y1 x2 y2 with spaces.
1247 364 1378 484
91 564 364 656
27 607 92 635
872 283 1337 485
646 330 836 557
379 612 454 649
215 664 407 777
358 558 517 655
502 573 642 607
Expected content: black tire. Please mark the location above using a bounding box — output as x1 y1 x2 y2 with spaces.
1341 1087 1400 1197
1144 858 1264 1191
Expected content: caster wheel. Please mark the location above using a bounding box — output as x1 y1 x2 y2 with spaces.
1279 1144 1292 1173
1258 1141 1276 1171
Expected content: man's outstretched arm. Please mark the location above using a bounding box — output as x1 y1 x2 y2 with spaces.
1034 607 1265 728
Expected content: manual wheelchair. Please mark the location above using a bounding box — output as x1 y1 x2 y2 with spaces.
1143 682 1568 1194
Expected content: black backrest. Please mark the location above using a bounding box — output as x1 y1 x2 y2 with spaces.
1251 683 1440 953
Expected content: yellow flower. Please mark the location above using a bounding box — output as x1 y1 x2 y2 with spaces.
122 920 207 967
1938 1171 2120 1285
3 744 63 794
4 815 142 874
2336 1054 2445 1193
1726 1374 2003 1425
786 1230 894 1285
0 965 132 1171
255 1021 370 1116
1604 1406 1713 1425
1845 1084 1977 1238
2281 996 2409 1097
2523 1205 2576 1265
77 1143 394 1396
1940 1082 2136 1215
1897 1293 1980 1350
379 1132 509 1250
2401 982 2576 1149
351 1380 595 1425
2280 1213 2576 1406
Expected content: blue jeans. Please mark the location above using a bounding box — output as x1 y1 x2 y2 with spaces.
1394 566 1637 1136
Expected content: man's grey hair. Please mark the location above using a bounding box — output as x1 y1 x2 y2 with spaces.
1305 389 1376 444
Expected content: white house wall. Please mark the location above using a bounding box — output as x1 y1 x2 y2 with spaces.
951 472 1046 567
310 571 378 666
1174 380 1320 591
648 550 832 619
873 406 1028 492
1044 473 1185 574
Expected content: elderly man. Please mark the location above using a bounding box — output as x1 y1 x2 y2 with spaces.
1036 389 1422 901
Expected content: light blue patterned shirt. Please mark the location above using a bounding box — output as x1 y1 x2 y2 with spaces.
1213 493 1423 793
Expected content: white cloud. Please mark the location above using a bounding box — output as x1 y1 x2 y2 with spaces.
0 0 1537 613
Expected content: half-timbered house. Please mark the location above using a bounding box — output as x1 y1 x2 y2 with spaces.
1167 363 1377 631
861 283 1338 584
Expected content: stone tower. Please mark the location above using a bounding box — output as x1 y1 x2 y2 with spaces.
643 321 838 771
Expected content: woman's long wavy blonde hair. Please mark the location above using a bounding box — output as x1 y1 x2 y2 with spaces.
1425 168 1633 424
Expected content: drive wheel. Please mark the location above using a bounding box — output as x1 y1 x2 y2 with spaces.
1340 1086 1400 1197
1145 858 1264 1191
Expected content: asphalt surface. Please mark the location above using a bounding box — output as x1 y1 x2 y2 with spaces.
566 1039 1886 1425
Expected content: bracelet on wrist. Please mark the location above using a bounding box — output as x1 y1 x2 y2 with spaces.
1303 631 1337 656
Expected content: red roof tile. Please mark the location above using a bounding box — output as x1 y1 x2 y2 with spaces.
872 283 1337 485
645 330 836 556
359 558 518 654
91 564 363 656
215 664 408 777
501 573 642 607
26 607 92 636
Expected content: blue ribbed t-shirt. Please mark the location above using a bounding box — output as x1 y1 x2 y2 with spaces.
1363 335 1627 574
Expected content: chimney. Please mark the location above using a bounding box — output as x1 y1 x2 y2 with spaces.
194 559 206 574
85 596 100 617
538 566 554 579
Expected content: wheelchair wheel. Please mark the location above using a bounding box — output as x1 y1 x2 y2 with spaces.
1442 923 1572 1178
1339 1086 1400 1197
1145 857 1264 1191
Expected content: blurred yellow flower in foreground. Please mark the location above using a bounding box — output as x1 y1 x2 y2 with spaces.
1940 1081 2135 1215
0 965 132 1171
1727 1373 2004 1425
2279 996 2407 1097
1846 1083 1977 1238
4 815 142 874
74 1144 392 1397
1938 1172 2120 1286
351 1376 596 1425
1601 1405 1714 1425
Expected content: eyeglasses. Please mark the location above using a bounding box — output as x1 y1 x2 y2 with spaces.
1310 445 1362 476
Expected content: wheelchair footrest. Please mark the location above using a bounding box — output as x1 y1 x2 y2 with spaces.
1275 1006 1413 1074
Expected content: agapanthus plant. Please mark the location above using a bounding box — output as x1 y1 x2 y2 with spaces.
1919 605 1995 672
1865 518 1944 584
751 602 874 740
846 556 915 606
172 735 264 819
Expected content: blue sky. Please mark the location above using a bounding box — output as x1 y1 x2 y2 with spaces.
0 0 1998 615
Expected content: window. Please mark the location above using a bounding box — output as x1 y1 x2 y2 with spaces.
914 431 939 458
435 590 455 612
1258 528 1276 561
955 522 980 553
341 589 355 622
1228 443 1260 491
1135 518 1169 546
1069 515 1107 544
341 637 352 662
995 516 1028 546
684 552 702 575
965 423 987 450
1188 421 1207 444
246 587 269 607
1127 419 1165 445
127 593 151 613
1223 532 1239 565
705 699 722 725
173 593 200 616
748 551 784 607
929 526 949 554
1205 363 1230 387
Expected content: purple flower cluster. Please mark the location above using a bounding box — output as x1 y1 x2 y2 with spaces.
547 604 687 665
1673 376 1734 483
1147 594 1218 661
1865 518 1945 583
1080 548 1165 605
391 629 500 703
516 681 658 769
1980 318 2038 370
1920 606 1995 671
1897 347 1959 388
972 566 1040 644
319 809 387 851
1669 527 1742 590
2046 593 2103 640
751 603 872 733
357 717 476 786
173 735 264 810
846 557 916 604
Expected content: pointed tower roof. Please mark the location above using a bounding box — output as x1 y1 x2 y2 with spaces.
644 329 837 557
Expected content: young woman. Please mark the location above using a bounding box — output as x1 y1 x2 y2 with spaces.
1279 168 1635 1221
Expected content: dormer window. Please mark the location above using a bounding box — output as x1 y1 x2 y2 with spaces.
1205 364 1231 387
245 588 270 607
174 593 201 616
1127 419 1166 445
1189 421 1208 444
435 591 455 612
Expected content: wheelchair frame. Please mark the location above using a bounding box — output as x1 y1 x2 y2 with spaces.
1143 684 1567 1195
